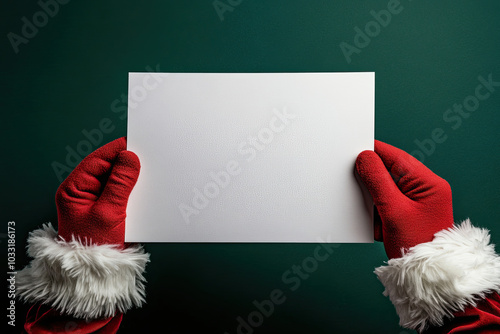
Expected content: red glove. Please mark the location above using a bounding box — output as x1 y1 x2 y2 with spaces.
355 140 454 259
56 136 140 247
355 140 500 333
18 137 149 334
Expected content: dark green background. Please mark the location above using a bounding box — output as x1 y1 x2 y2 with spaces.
2 1 500 333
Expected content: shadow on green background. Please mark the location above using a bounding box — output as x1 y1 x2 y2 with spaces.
2 1 499 333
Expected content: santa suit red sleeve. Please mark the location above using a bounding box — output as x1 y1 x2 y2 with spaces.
356 140 500 333
16 137 149 334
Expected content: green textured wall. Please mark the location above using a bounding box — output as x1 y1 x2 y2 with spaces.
2 1 500 333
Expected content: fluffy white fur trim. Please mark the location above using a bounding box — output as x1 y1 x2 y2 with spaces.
375 219 500 332
17 223 150 319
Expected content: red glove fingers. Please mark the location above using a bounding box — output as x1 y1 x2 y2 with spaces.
56 137 140 247
355 140 454 259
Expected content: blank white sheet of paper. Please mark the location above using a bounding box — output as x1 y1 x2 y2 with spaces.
125 72 374 243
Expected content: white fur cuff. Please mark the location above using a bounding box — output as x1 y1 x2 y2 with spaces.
374 219 500 332
17 223 150 319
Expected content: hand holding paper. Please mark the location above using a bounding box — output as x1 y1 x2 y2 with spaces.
56 137 141 247
355 140 454 259
17 137 149 334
